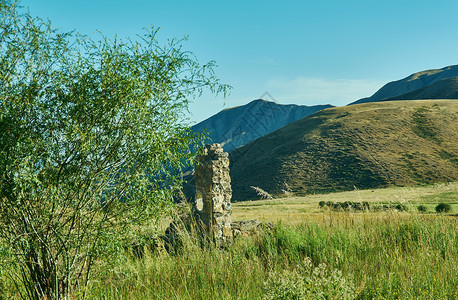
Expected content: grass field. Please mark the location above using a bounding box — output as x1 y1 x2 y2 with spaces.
1 183 456 299
232 182 458 224
88 186 457 299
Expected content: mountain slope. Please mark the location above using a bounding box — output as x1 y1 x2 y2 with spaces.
229 100 458 201
350 65 458 104
383 77 458 101
192 99 333 152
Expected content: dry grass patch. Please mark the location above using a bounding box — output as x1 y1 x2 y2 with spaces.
232 182 458 224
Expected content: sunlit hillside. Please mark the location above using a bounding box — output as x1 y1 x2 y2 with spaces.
230 100 458 201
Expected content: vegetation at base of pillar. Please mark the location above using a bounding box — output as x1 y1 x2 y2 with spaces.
0 1 229 298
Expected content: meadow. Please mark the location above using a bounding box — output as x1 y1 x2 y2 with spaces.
232 181 458 224
1 183 456 299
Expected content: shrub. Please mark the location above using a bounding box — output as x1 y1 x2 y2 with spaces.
374 203 408 212
333 202 343 210
263 257 356 300
395 203 409 212
435 203 452 213
0 2 228 298
342 202 351 209
351 202 362 210
328 201 370 212
417 205 427 213
318 201 326 208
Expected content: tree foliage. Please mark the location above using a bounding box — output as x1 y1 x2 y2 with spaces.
0 1 229 298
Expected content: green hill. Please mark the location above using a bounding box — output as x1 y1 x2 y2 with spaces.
229 100 458 201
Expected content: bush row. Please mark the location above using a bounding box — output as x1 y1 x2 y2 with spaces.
318 201 407 212
373 203 409 212
319 201 370 211
319 201 453 213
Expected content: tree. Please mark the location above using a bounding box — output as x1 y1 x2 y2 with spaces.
0 1 229 298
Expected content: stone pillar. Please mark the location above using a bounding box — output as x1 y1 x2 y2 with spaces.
194 144 232 244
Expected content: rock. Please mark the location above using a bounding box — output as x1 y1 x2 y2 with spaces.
156 144 270 252
231 220 273 238
194 143 233 245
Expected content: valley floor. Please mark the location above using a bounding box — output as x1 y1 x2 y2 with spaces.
232 182 458 224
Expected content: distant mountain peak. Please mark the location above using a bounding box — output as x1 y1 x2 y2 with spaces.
222 99 273 111
192 99 333 152
384 77 458 101
252 98 271 102
349 65 458 105
248 98 274 105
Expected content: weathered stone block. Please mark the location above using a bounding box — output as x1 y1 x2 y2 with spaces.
193 143 232 244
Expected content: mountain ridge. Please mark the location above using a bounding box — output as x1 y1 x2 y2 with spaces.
192 99 333 152
383 77 458 101
350 65 458 104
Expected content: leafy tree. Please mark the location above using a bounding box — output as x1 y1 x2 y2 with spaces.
417 205 427 212
0 1 229 298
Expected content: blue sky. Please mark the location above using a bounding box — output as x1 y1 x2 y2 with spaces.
20 0 458 123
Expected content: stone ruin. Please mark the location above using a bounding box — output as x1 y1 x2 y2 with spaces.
154 143 269 253
191 143 270 243
193 143 233 244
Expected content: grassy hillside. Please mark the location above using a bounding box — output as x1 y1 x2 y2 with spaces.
230 100 458 201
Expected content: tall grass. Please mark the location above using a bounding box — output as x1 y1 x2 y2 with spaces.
84 213 456 299
86 232 265 299
1 213 456 299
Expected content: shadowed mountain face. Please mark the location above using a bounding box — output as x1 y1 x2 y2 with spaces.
230 100 458 201
182 100 332 200
350 65 458 104
383 77 458 101
192 99 333 152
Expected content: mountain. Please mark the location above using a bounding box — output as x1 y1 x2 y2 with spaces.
350 65 458 105
229 100 458 201
383 77 458 101
192 99 333 152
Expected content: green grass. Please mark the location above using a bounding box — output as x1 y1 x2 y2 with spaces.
421 191 458 202
1 185 457 299
84 215 456 299
232 182 458 224
1 219 457 299
412 106 442 143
